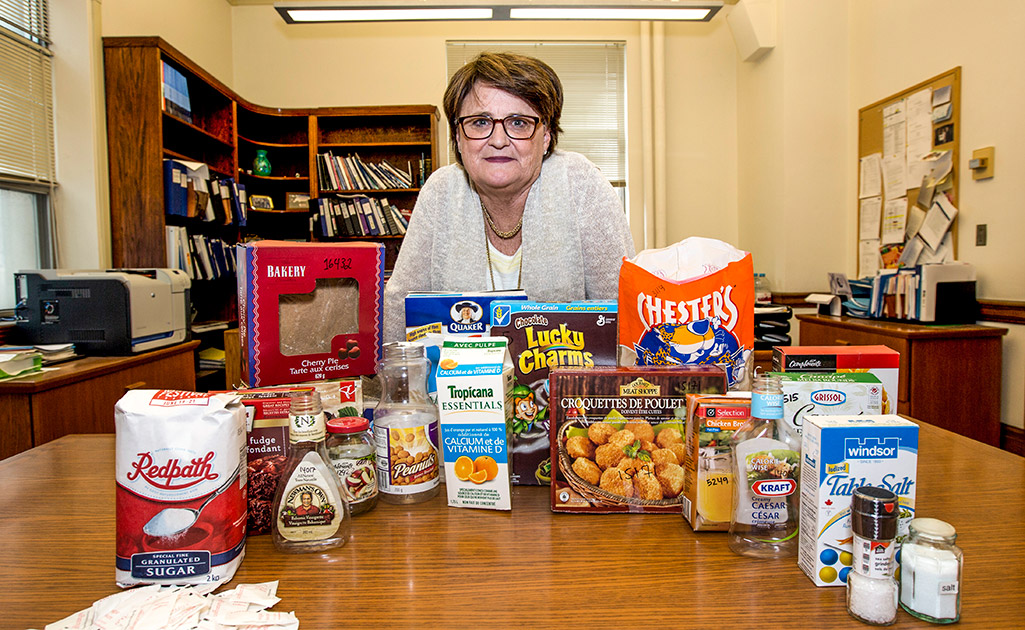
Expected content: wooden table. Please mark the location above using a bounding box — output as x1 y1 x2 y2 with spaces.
2 425 1022 630
0 341 197 459
796 314 1006 446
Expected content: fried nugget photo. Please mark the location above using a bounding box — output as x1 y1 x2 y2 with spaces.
595 442 627 470
587 422 616 445
655 427 683 449
656 463 685 497
565 435 596 460
572 457 602 486
607 429 636 450
599 468 633 498
650 448 679 467
624 422 655 443
633 469 664 501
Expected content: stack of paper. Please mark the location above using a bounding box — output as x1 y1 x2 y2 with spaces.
0 349 42 379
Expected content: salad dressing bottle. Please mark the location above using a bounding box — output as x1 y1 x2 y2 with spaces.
271 390 350 552
728 374 801 558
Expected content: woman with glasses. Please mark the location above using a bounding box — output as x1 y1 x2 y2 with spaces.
383 52 634 341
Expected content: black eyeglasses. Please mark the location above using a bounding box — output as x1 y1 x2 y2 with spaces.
457 115 541 140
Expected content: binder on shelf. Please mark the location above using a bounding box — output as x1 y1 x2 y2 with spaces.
865 262 976 324
162 159 189 216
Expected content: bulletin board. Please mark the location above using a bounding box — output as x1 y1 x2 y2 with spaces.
857 67 961 278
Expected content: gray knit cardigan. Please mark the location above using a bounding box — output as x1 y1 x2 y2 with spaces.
382 150 635 342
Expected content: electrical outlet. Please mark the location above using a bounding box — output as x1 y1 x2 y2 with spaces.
976 224 987 247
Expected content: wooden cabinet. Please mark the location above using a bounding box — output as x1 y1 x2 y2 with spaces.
103 36 438 320
796 314 1006 446
0 342 198 460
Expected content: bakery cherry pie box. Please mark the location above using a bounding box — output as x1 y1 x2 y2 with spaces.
236 240 384 387
549 365 726 514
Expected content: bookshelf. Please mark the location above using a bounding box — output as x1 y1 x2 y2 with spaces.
103 36 438 336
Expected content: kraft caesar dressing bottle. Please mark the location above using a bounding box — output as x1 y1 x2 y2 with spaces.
272 390 349 552
728 374 801 558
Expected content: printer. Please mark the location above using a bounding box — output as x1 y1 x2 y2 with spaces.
14 268 191 355
918 262 977 323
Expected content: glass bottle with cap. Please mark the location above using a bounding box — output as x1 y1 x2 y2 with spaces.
326 416 378 515
847 485 899 625
271 389 350 552
900 518 963 623
728 374 801 558
373 341 441 504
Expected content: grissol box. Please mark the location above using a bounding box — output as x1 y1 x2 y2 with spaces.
550 366 726 514
682 393 751 531
489 300 618 486
773 345 899 415
436 338 514 510
775 372 883 445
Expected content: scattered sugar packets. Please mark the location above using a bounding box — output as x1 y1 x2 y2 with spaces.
41 580 298 630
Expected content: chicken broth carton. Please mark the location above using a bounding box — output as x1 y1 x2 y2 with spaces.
436 338 514 510
490 300 619 486
799 414 918 587
682 393 751 531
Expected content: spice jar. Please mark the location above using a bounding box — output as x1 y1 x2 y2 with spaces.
846 485 899 625
373 342 441 504
326 417 378 514
900 518 962 624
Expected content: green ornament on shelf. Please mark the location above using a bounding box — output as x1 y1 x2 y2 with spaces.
253 150 271 176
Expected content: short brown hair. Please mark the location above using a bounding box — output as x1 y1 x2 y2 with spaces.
443 52 563 165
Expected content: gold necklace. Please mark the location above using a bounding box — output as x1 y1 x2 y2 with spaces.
481 199 523 239
485 231 523 290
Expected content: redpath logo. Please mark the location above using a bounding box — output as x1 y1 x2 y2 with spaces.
753 478 797 497
126 451 219 490
150 390 211 407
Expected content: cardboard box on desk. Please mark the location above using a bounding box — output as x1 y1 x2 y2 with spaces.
490 300 619 486
772 345 899 415
236 241 384 387
549 365 726 514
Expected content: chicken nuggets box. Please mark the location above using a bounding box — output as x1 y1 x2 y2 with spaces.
490 300 619 486
549 366 726 514
773 345 899 415
682 393 750 531
237 240 384 387
799 414 918 587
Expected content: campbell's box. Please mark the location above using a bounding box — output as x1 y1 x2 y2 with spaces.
776 372 883 445
237 240 384 387
490 300 619 485
436 338 514 510
773 345 899 415
799 414 918 587
550 366 727 514
681 393 750 531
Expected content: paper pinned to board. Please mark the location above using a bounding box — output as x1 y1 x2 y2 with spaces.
859 153 883 199
881 197 908 245
859 196 882 240
918 195 958 250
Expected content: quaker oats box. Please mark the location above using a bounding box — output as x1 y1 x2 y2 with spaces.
775 372 883 445
682 393 751 531
773 345 899 415
799 414 918 587
237 240 384 387
549 365 726 514
490 300 619 486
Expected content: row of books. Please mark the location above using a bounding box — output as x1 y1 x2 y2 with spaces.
313 195 409 239
165 226 236 281
164 159 248 226
869 269 921 320
160 61 192 124
317 152 413 192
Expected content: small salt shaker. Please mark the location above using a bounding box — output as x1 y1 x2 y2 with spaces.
899 518 962 624
847 486 899 625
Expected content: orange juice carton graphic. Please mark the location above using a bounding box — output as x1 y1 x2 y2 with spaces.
682 393 751 531
436 338 514 510
799 414 918 587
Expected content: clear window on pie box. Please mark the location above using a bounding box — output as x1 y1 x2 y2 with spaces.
278 278 359 356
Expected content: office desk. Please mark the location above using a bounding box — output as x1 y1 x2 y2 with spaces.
797 314 1006 446
0 341 198 459
3 425 1023 629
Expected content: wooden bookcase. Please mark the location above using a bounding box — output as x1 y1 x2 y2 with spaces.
103 36 438 326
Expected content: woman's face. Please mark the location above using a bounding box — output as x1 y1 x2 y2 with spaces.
456 83 550 199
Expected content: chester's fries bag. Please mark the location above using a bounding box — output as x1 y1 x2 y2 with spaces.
618 237 754 390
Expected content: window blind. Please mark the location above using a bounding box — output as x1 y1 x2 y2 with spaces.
0 0 54 187
446 41 626 186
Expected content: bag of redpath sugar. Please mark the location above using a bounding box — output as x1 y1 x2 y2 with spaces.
618 237 755 390
115 390 247 588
